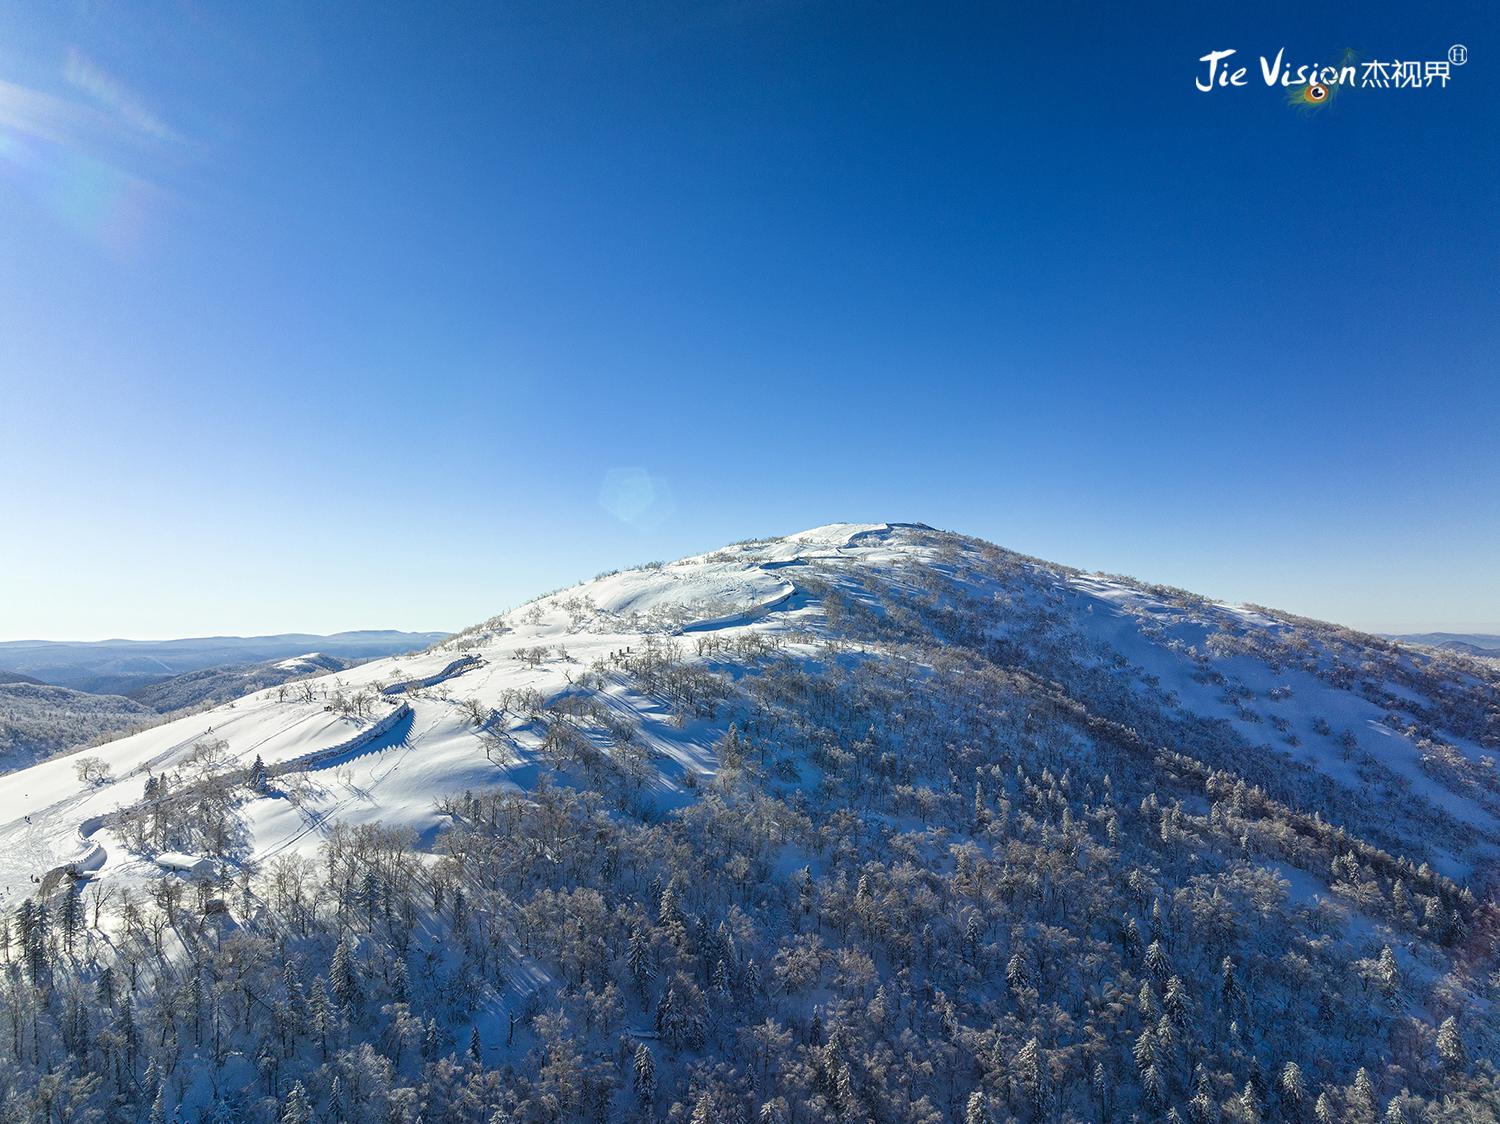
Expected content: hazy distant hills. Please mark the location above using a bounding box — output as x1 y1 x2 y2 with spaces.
1390 632 1500 658
0 629 448 695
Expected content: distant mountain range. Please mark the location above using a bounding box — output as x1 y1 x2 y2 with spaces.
1389 632 1500 658
0 629 448 695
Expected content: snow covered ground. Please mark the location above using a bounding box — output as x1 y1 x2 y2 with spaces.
1 521 1494 914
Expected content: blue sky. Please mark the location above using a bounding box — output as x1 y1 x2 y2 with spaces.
1 1 1496 640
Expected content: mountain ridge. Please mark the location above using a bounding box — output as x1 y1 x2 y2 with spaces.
1 521 1496 1122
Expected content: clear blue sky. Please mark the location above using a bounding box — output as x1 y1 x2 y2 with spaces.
1 1 1496 640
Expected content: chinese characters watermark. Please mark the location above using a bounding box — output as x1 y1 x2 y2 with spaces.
1195 46 1467 95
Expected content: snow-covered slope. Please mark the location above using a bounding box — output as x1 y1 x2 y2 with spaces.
3 521 1494 907
0 683 155 772
4 522 1499 1122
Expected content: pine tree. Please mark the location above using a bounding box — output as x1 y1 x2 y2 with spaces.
1315 1091 1335 1124
1133 1029 1155 1077
1154 1014 1175 1057
331 937 359 1008
96 965 116 1009
1238 1082 1260 1123
281 1082 313 1124
1139 1064 1162 1109
1279 1061 1305 1111
1006 949 1029 994
391 957 409 1003
1436 1016 1465 1070
1221 957 1244 1013
23 901 48 984
1163 975 1189 1028
659 881 680 927
627 927 654 994
118 997 139 1075
965 1089 992 1124
689 1092 717 1124
59 892 82 955
1145 939 1170 982
713 958 731 998
1138 980 1158 1019
309 977 332 1059
469 1024 482 1063
282 959 303 1015
1375 946 1400 999
1015 1036 1043 1114
758 1102 787 1124
634 1043 657 1104
835 1061 856 1117
1188 1090 1214 1124
1347 1068 1376 1124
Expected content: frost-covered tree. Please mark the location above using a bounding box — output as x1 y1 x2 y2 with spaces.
633 1042 656 1104
1436 1016 1465 1070
281 1082 313 1124
330 937 359 1009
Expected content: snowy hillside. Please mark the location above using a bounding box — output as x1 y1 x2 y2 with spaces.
0 683 156 771
124 651 356 714
2 523 1497 1122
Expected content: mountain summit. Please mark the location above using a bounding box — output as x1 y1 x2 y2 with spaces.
2 522 1496 1120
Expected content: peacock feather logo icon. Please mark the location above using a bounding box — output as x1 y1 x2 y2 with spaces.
1288 48 1359 112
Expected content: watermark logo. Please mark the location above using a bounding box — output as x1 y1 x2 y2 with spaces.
1196 46 1468 111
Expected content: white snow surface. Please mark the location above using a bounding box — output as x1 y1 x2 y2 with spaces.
0 521 1493 907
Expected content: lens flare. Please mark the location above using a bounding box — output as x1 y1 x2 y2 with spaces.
0 68 170 254
599 468 676 530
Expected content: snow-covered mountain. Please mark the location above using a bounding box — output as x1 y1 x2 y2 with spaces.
3 523 1496 1122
